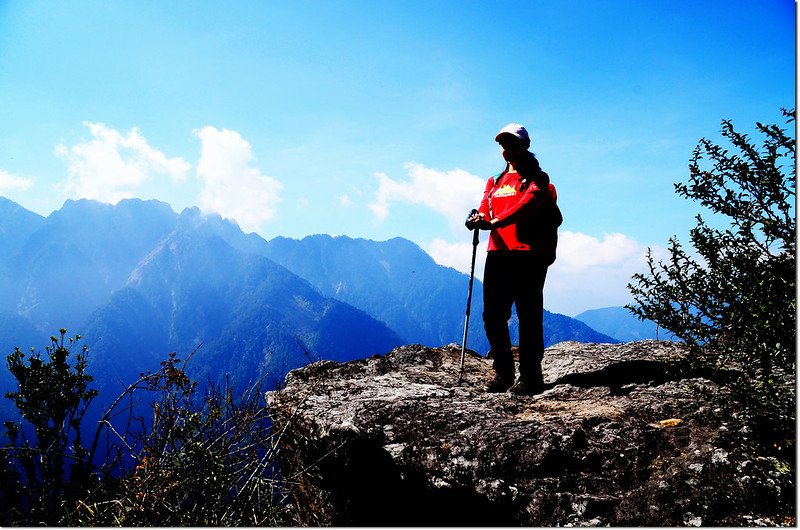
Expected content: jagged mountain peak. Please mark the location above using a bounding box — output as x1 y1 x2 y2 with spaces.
127 228 268 291
86 224 404 397
175 206 270 255
116 197 176 216
0 197 45 252
49 197 174 227
53 197 114 214
40 197 177 242
177 206 240 232
0 196 43 218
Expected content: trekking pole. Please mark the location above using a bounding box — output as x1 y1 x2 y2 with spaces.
457 226 480 385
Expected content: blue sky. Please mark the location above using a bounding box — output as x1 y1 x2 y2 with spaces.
0 0 794 315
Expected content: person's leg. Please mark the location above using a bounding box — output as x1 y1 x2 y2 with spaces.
482 252 515 388
513 254 548 392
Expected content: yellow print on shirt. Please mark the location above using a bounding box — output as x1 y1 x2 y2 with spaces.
493 184 518 198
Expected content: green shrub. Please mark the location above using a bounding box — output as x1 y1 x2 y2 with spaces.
1 330 98 525
2 333 287 526
628 109 796 436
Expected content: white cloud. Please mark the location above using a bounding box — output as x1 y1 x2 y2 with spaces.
340 194 353 207
194 126 283 232
425 237 487 277
366 162 666 314
369 162 485 233
555 231 643 273
547 231 658 315
379 162 653 312
56 121 191 203
0 169 34 192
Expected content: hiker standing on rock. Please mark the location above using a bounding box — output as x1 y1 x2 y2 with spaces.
465 123 562 395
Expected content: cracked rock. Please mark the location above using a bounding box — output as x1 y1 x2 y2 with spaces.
268 341 795 526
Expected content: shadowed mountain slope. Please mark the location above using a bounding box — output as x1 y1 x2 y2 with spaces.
82 225 404 396
264 234 618 351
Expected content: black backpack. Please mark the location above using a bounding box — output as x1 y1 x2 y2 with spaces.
517 170 563 265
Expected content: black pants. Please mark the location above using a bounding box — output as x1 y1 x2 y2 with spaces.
482 251 548 383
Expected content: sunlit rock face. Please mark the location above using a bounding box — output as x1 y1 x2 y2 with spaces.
268 341 794 527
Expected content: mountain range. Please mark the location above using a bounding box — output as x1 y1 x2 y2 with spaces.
0 196 647 418
574 306 677 343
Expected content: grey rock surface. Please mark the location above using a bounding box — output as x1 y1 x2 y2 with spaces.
267 341 794 526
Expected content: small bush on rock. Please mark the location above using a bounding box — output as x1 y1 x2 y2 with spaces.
628 109 796 443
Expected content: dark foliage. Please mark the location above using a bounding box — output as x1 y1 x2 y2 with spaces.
1 333 287 526
1 330 98 525
628 108 796 436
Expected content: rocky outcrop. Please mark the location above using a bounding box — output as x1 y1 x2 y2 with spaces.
267 341 795 526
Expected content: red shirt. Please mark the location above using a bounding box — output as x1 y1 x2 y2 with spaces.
478 171 558 252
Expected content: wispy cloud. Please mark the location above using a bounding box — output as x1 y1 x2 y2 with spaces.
0 169 34 192
369 160 659 314
369 162 485 233
55 122 191 203
194 126 283 232
374 163 658 314
555 231 643 273
547 231 659 315
425 237 487 277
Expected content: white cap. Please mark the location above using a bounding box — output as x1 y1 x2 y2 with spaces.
495 123 530 145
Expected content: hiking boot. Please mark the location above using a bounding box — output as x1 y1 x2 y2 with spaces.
509 379 545 396
484 375 513 393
